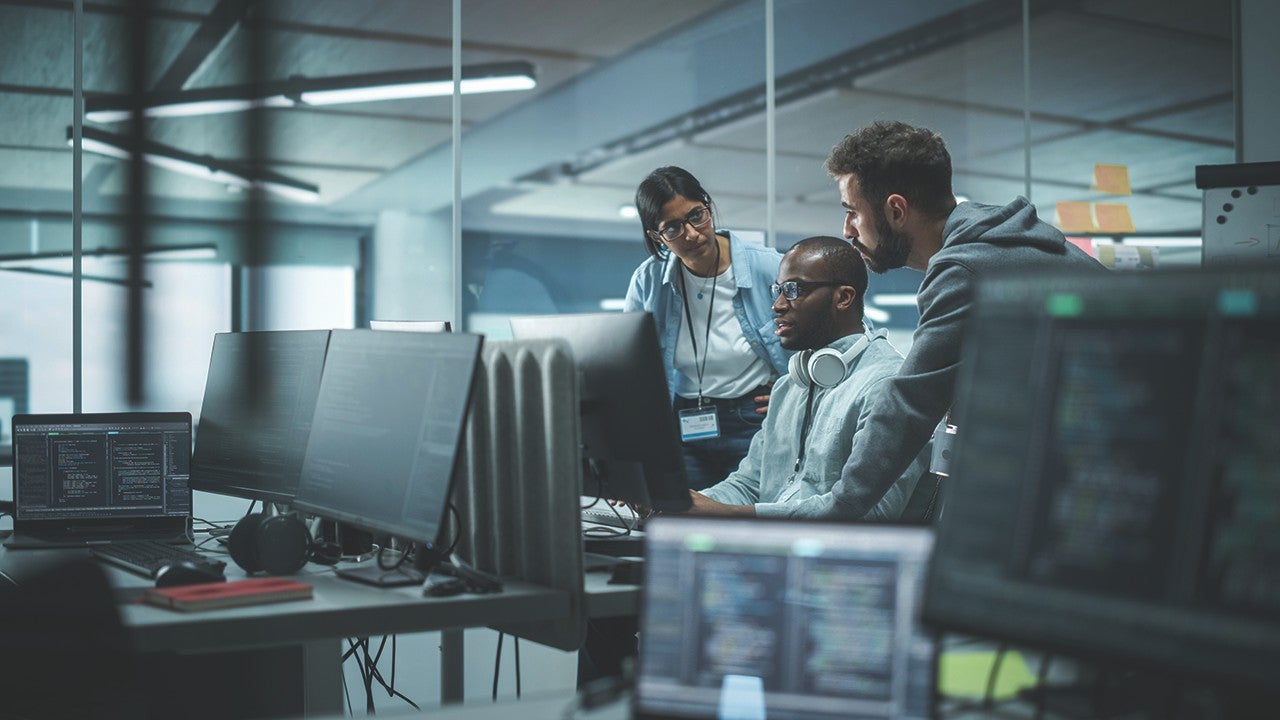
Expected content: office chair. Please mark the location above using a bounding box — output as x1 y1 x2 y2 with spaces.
0 558 146 719
901 470 945 524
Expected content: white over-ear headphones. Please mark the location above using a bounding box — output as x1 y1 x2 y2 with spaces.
789 330 882 388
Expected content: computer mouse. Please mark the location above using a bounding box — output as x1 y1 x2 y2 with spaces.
154 561 226 588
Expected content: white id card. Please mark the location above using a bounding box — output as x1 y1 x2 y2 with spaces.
678 406 720 441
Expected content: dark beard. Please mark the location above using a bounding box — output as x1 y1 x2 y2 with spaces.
863 210 912 274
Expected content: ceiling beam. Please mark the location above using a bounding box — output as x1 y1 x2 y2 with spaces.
152 0 256 92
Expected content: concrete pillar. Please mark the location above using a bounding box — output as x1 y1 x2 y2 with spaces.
1238 0 1280 162
370 210 455 324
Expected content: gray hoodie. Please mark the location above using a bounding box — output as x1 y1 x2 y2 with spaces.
775 196 1105 519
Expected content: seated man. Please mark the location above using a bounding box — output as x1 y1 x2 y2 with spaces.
580 237 929 686
684 234 928 519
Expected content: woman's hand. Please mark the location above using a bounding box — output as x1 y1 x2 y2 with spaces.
754 392 770 415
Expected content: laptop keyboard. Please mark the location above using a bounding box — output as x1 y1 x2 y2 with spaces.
91 540 226 579
581 505 645 531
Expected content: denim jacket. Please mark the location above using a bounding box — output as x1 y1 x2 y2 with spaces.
624 230 791 400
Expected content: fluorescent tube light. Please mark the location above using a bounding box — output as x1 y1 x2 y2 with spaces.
87 97 293 123
85 61 536 121
870 293 919 307
1118 238 1202 248
0 244 218 268
864 306 890 324
70 127 320 203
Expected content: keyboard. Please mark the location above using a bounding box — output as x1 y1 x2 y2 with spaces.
581 505 645 531
91 540 226 579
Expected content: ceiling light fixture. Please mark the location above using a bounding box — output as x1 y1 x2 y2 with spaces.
0 243 219 269
69 126 320 203
85 61 537 122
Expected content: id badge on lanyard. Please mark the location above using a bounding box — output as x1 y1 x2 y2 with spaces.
678 405 720 442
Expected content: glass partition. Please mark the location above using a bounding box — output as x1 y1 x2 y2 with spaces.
1026 0 1234 268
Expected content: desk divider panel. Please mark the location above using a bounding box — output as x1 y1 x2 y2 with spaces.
449 339 585 651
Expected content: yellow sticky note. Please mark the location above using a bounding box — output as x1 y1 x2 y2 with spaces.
1094 164 1132 195
1056 201 1096 233
1095 202 1136 233
938 650 1038 701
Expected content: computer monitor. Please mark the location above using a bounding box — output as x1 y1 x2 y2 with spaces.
369 319 452 332
923 267 1280 689
291 329 482 552
190 330 330 505
635 517 936 720
509 312 691 512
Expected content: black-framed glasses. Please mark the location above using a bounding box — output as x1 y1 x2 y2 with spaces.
648 205 712 243
770 280 846 301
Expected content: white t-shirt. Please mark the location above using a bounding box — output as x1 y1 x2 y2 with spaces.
673 263 774 399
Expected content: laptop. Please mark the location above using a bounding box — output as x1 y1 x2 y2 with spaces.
6 412 194 549
633 517 937 720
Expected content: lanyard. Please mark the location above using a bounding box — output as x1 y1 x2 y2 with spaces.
676 239 721 405
793 381 817 474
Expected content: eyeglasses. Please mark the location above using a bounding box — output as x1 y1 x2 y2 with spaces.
647 205 712 244
770 280 847 301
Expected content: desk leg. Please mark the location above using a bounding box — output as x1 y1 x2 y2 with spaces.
304 639 344 715
440 627 465 704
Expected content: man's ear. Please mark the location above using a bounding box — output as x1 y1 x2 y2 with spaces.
885 193 909 226
832 284 858 312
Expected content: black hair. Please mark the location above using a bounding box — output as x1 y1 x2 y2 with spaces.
787 235 868 323
634 166 716 259
825 121 956 220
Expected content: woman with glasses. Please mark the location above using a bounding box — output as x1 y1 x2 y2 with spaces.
624 166 790 490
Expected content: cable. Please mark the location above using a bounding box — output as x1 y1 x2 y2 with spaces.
376 541 414 571
342 660 353 717
364 637 420 711
444 502 462 556
344 638 375 714
1033 653 1053 720
362 638 375 713
579 468 635 539
493 632 504 701
515 636 522 699
983 644 1008 709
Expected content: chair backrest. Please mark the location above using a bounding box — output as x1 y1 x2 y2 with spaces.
901 470 945 523
0 558 146 718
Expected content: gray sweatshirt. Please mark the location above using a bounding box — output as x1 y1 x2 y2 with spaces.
772 197 1106 519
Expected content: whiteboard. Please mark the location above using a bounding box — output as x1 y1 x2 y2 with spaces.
1198 162 1280 266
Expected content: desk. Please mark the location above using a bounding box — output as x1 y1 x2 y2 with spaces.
1 547 569 717
582 571 639 619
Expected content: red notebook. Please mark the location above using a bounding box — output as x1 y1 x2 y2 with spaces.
143 577 313 612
